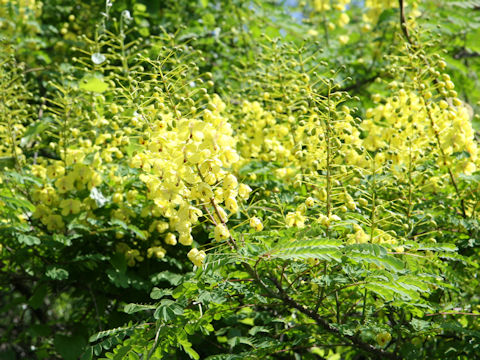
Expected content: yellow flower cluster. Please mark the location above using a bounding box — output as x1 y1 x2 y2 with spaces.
116 243 145 267
129 95 251 265
236 100 361 180
362 0 420 27
362 0 397 25
236 100 296 169
356 90 478 175
312 0 351 24
309 0 351 41
346 224 398 246
0 122 25 160
22 85 259 268
31 149 107 232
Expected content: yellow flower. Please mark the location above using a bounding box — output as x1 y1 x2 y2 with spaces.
238 184 252 199
59 198 81 216
249 217 263 231
195 182 213 200
223 174 238 190
147 246 166 259
213 206 228 224
112 193 123 204
338 13 350 27
376 332 392 347
55 174 75 193
72 163 92 184
33 204 51 219
347 228 369 244
339 35 349 44
44 214 65 232
88 172 102 189
286 211 306 228
187 248 206 267
179 232 193 246
126 189 138 203
305 197 315 208
164 232 177 246
46 164 65 179
225 196 238 213
214 224 230 241
155 221 169 233
126 249 144 266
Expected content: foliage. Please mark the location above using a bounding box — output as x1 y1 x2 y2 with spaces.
1 0 480 359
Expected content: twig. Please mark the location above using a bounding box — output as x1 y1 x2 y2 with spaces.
264 276 400 359
398 0 413 45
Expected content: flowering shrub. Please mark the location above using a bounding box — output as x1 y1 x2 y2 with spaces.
1 0 480 359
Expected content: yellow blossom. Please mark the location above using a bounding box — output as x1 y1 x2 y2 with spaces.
249 217 263 231
164 232 177 246
214 224 230 241
187 248 206 267
59 198 81 216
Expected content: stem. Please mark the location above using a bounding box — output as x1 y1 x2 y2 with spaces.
335 290 341 324
266 276 399 359
398 0 413 45
196 165 237 249
370 156 377 241
361 288 368 325
325 86 332 237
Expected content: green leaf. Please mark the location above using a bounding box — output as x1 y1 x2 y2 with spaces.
0 194 35 211
52 233 80 246
110 219 147 240
89 324 146 343
451 150 471 159
79 347 93 360
54 334 86 360
0 157 16 169
17 233 41 246
127 352 140 360
178 331 200 359
133 3 147 12
172 282 197 299
123 303 156 314
45 266 69 280
112 345 132 360
29 283 48 309
79 75 109 93
268 238 343 262
20 119 50 147
183 346 200 360
150 271 183 286
154 299 183 321
150 287 172 300
415 243 458 252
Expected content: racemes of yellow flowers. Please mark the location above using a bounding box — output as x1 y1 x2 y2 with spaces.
25 91 252 269
129 94 252 266
358 90 478 175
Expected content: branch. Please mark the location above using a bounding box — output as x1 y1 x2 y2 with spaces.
453 48 480 59
398 0 413 45
265 275 400 360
